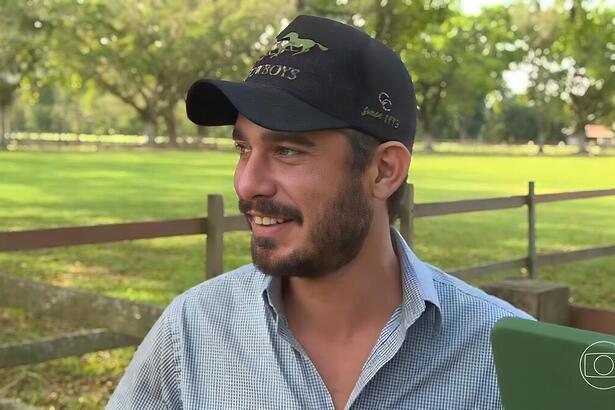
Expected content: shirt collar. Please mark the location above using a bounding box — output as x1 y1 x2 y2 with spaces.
390 228 442 334
259 228 442 333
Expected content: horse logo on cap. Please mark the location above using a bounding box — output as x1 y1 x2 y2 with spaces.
268 32 328 57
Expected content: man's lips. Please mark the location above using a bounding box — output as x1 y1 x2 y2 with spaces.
246 212 293 226
248 215 295 237
238 199 303 225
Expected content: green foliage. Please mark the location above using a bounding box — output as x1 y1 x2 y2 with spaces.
0 1 49 105
0 0 51 148
294 1 531 146
483 94 568 144
515 1 615 152
2 0 614 147
405 6 524 145
43 0 292 142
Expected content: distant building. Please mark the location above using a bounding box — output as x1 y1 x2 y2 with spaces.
585 124 615 146
566 124 615 146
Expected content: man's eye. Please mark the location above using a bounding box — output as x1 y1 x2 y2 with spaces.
276 147 302 157
234 143 250 155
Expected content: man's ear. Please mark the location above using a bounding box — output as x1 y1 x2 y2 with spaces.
368 141 411 201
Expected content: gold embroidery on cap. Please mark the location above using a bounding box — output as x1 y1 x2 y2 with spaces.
247 64 301 80
268 32 328 57
361 106 400 129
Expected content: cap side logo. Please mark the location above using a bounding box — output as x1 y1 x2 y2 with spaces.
378 92 393 112
268 32 328 57
362 91 399 129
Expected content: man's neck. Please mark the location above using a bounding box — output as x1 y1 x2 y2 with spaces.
282 224 403 341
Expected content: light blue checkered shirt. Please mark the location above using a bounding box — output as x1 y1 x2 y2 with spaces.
108 229 532 409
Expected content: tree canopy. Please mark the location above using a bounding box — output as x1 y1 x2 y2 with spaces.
2 0 613 151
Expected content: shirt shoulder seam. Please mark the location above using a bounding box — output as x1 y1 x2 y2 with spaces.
430 271 527 317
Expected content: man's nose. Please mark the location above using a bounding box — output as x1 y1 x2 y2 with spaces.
234 151 276 200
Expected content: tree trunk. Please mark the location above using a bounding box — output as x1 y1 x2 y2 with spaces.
0 103 8 150
144 120 158 147
164 107 178 147
423 132 434 152
421 112 434 152
197 125 208 137
538 132 545 155
577 125 589 154
459 124 469 143
373 0 395 43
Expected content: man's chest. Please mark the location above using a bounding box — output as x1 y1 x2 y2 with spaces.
300 340 375 410
176 342 496 410
290 323 389 410
172 299 500 409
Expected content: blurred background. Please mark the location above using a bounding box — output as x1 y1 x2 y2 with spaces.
1 0 614 152
0 0 614 408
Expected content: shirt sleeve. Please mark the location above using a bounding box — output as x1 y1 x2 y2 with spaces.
106 306 182 409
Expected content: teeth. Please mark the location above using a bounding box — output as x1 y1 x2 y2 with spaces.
252 216 287 226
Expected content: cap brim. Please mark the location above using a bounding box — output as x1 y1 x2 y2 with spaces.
186 79 350 132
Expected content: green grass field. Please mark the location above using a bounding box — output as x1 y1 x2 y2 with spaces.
1 149 614 408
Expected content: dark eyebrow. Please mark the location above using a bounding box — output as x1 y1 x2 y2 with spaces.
262 133 316 147
232 127 316 147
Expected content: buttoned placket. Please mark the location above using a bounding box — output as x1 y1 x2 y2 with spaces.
264 280 337 409
258 228 443 410
264 281 429 410
344 298 429 409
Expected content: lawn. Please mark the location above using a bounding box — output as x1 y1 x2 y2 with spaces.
1 149 614 408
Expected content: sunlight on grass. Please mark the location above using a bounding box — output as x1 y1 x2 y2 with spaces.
1 149 614 407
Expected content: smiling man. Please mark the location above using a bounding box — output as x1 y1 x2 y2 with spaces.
108 15 531 409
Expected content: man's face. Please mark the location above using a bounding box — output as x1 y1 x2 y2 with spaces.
233 115 373 278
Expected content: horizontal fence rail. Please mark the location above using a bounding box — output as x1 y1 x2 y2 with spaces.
4 184 613 278
1 185 614 279
536 188 615 203
1 183 615 368
0 329 140 369
536 245 615 267
0 273 161 369
0 218 207 251
570 305 615 336
450 257 529 281
414 195 528 217
0 274 162 339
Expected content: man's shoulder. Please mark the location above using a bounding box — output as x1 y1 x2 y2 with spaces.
165 264 266 321
426 263 534 323
184 263 263 296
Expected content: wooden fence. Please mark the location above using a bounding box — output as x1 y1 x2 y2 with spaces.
1 182 615 369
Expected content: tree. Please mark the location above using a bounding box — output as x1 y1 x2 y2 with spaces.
295 0 450 46
519 1 615 153
0 1 49 149
559 1 615 153
298 2 524 149
47 0 292 145
401 6 523 149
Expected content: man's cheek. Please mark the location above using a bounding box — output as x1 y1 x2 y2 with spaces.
233 167 243 194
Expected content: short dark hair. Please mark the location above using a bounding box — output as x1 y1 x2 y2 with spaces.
342 129 407 224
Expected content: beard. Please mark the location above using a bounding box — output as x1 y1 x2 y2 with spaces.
239 176 373 278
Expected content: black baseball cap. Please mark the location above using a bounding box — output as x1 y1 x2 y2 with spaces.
186 15 417 150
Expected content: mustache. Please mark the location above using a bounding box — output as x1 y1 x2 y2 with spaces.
238 198 303 224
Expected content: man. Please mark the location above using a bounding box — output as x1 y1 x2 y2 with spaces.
108 15 531 409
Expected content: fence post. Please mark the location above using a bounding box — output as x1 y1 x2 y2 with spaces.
527 181 537 279
399 183 415 246
205 194 225 279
